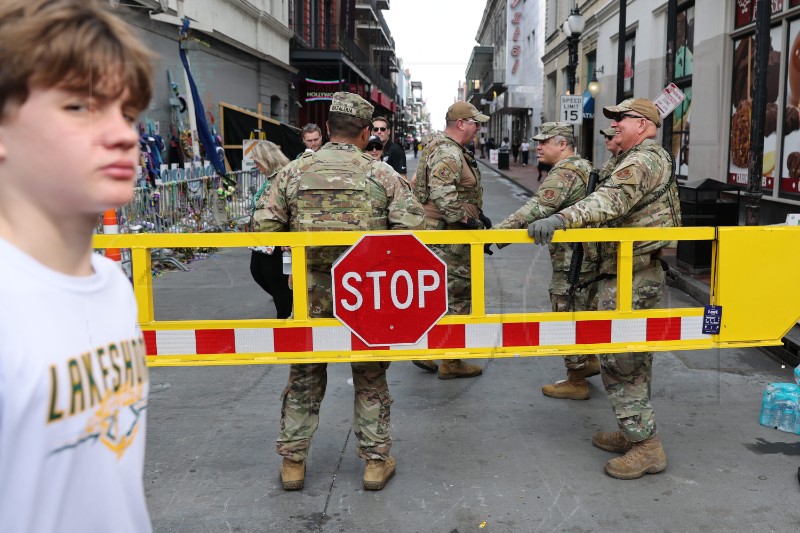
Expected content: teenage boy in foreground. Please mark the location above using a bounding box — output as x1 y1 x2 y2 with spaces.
0 0 154 530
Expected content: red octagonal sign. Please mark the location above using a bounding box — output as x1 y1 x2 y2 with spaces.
332 233 448 346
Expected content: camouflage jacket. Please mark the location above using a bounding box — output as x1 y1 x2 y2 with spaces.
414 134 483 223
598 153 620 182
558 139 681 270
497 154 597 272
253 142 424 268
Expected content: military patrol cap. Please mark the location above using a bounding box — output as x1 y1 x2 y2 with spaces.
603 97 662 127
600 127 617 138
532 122 574 141
446 101 490 122
329 92 374 121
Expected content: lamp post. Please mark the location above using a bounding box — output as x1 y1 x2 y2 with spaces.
562 7 585 95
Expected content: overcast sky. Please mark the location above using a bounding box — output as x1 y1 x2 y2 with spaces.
383 0 488 130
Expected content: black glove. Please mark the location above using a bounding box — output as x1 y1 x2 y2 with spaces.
484 243 494 255
527 214 566 245
463 216 483 230
478 211 492 229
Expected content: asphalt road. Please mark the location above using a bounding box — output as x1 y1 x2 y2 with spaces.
144 155 800 532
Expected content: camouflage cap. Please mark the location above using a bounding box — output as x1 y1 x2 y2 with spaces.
446 101 490 122
329 92 374 121
532 122 574 141
600 126 617 138
603 97 662 127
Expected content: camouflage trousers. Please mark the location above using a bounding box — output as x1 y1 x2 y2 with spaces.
430 243 471 315
549 270 599 370
276 362 393 462
597 260 665 442
277 269 393 461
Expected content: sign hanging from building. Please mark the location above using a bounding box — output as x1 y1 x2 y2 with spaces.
303 78 343 103
506 0 524 84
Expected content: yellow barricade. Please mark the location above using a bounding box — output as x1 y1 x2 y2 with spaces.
93 226 800 367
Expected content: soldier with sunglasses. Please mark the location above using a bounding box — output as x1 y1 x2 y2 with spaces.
528 98 681 481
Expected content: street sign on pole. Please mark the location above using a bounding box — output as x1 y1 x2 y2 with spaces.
560 95 584 124
331 234 448 346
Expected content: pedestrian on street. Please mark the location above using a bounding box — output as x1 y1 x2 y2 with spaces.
511 138 521 165
365 134 384 161
520 139 530 166
372 116 407 179
528 98 681 480
410 101 489 379
0 1 154 530
253 92 424 492
249 141 292 318
299 123 323 155
495 123 600 400
413 137 419 159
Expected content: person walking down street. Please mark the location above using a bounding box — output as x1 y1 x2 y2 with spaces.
365 134 384 161
250 141 292 319
495 123 600 400
520 139 530 166
411 101 489 379
511 138 521 165
373 116 407 179
528 98 681 481
413 137 419 159
253 92 424 492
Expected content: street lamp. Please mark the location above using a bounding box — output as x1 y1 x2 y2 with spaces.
563 7 585 96
588 66 604 97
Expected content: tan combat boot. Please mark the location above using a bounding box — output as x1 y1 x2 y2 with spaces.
412 360 438 372
363 456 396 490
437 359 483 380
280 458 305 490
591 430 634 453
574 354 601 379
604 435 667 480
541 369 590 400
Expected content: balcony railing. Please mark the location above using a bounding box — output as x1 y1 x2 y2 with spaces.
292 23 397 97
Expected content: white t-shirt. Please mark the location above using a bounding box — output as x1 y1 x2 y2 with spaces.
0 238 151 532
521 142 530 152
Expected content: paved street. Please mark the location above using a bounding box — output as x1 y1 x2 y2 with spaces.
144 155 800 532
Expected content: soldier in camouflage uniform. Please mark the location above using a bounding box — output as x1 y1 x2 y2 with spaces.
495 122 601 400
529 98 681 480
410 101 489 379
599 126 622 179
253 92 424 491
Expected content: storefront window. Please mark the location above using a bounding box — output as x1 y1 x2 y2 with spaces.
622 34 635 99
671 4 694 179
727 25 783 191
734 0 784 30
780 17 800 195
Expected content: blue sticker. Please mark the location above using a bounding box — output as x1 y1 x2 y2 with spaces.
702 305 722 335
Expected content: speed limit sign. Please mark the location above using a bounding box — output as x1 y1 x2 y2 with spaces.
560 95 584 124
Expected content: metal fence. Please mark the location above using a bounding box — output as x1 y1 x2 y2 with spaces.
117 168 266 234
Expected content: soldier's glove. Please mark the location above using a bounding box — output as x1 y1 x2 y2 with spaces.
463 216 484 230
527 214 566 245
484 243 494 256
478 211 493 229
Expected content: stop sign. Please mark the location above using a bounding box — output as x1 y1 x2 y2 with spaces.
332 233 448 346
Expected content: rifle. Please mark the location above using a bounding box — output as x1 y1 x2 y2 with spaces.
567 169 600 295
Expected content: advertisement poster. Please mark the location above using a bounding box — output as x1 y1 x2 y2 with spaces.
624 38 635 94
727 25 782 190
781 18 800 194
670 6 694 178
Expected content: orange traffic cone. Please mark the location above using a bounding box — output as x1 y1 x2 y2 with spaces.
102 209 122 265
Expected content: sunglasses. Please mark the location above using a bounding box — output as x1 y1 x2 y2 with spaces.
366 145 383 151
372 127 388 132
612 113 646 123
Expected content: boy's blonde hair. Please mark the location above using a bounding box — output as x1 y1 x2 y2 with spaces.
251 142 290 174
0 0 153 121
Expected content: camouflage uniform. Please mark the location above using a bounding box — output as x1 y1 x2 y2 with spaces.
254 96 424 462
556 137 681 442
414 133 483 315
496 152 598 370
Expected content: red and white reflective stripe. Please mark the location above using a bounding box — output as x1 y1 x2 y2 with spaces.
142 316 708 356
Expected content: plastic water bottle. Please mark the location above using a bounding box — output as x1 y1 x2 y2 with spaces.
282 249 292 275
795 365 800 386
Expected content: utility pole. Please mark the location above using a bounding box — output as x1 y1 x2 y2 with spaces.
746 0 771 225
